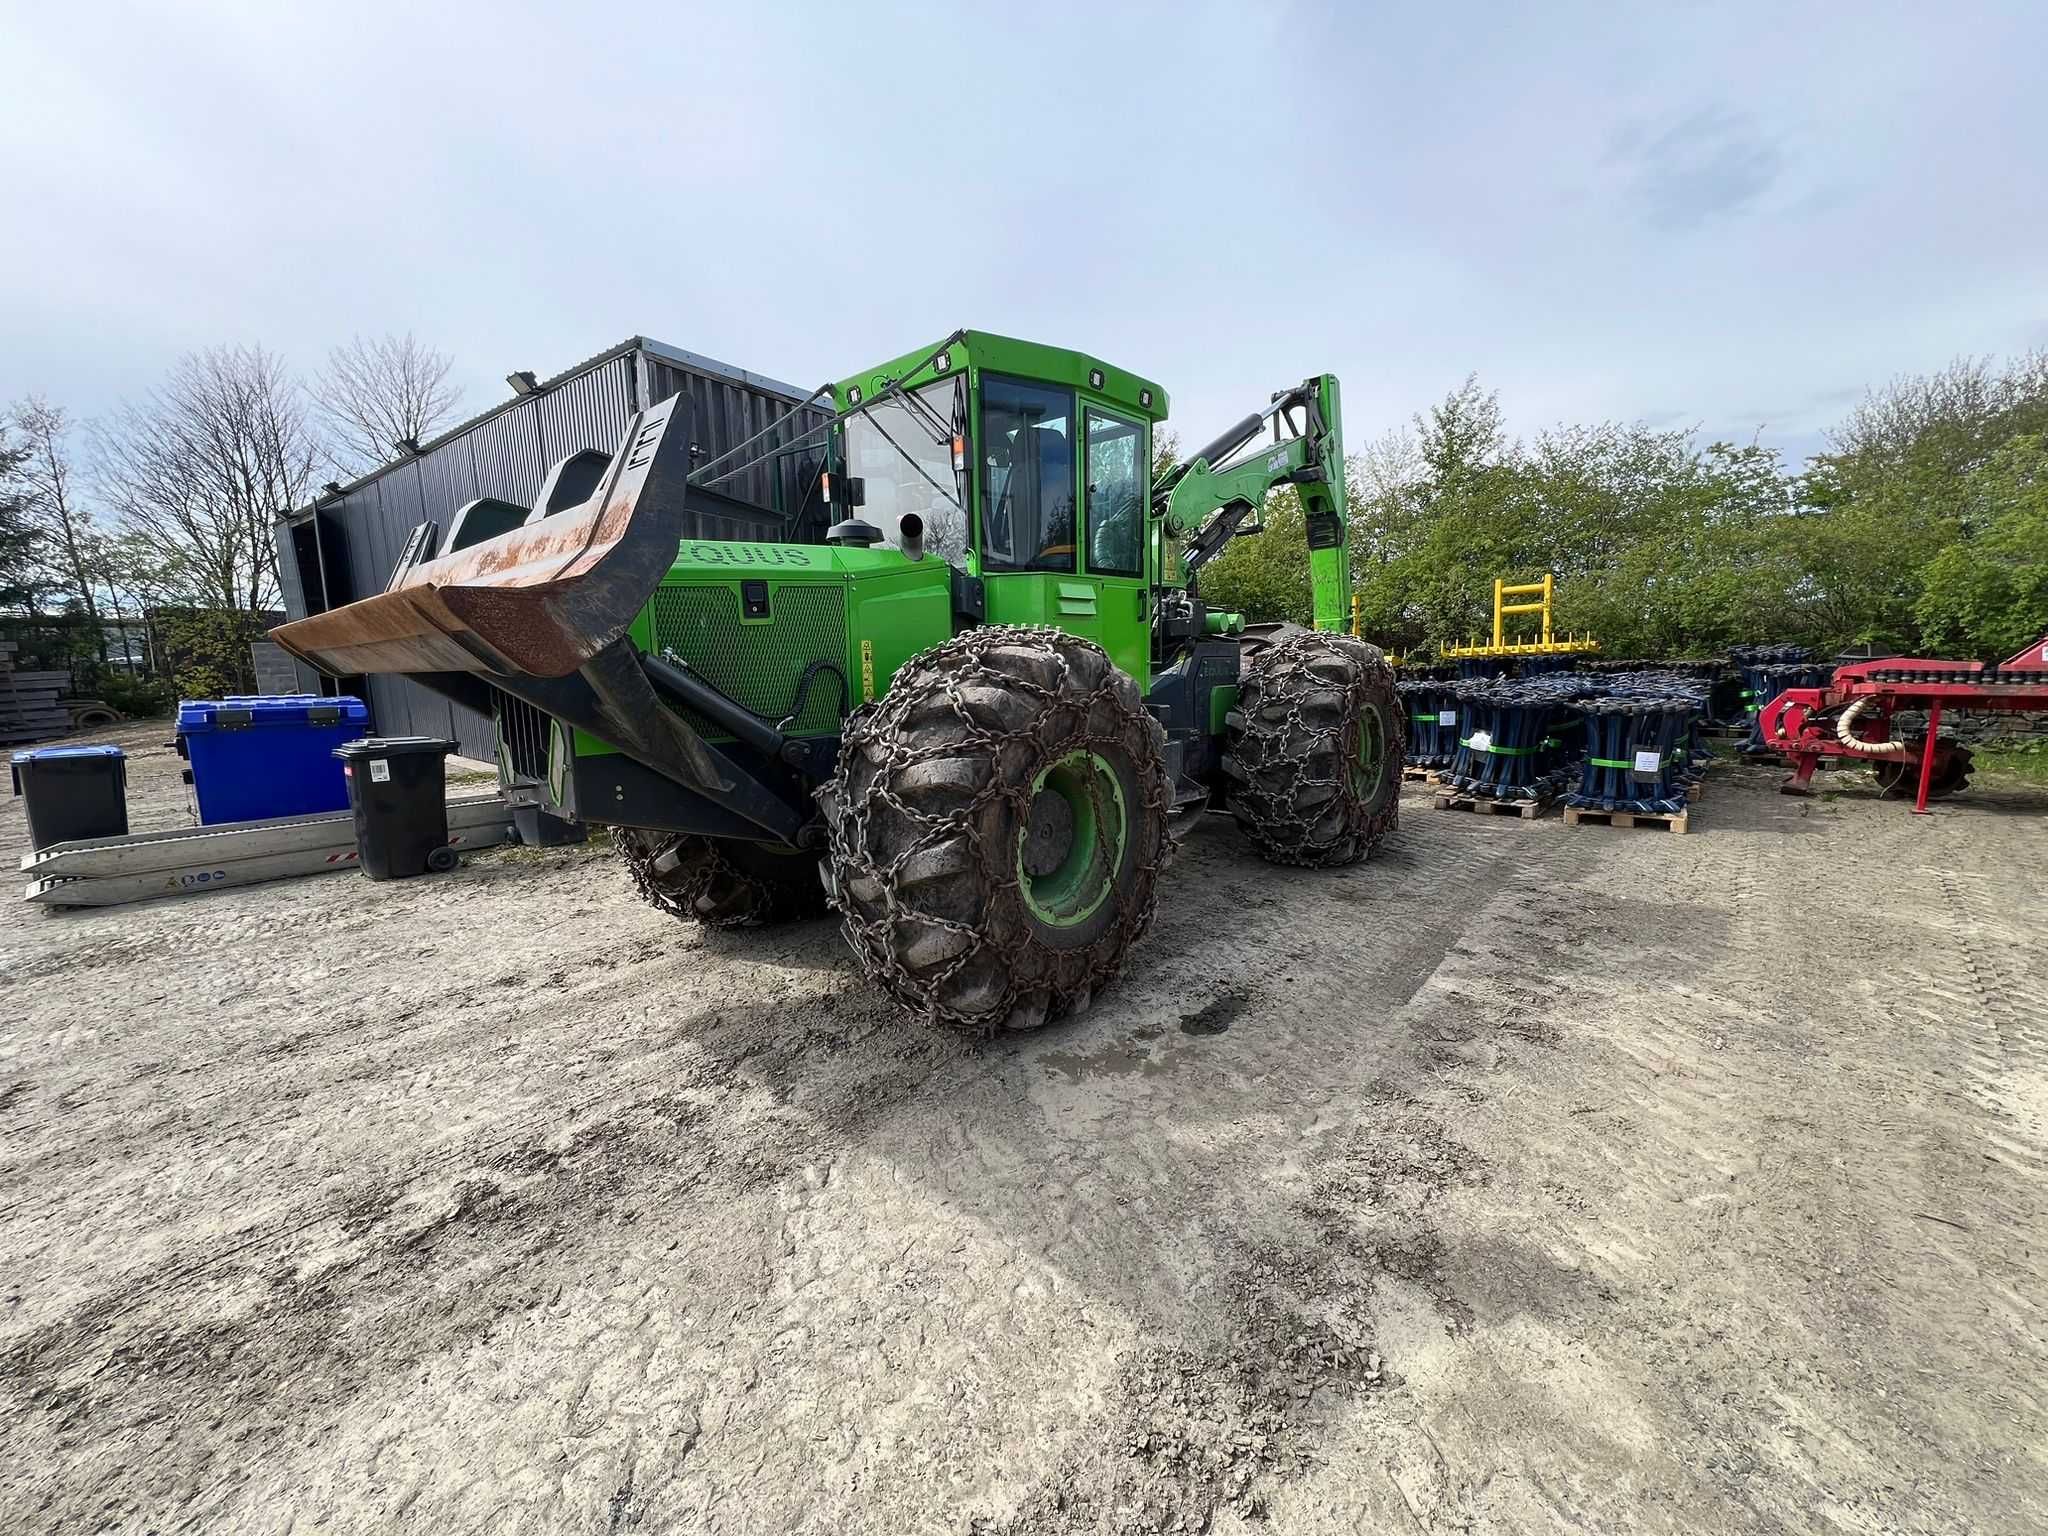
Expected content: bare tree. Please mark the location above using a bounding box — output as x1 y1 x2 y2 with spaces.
8 395 107 659
94 345 320 613
0 420 45 610
309 332 464 475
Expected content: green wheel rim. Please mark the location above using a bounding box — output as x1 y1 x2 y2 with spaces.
1017 750 1127 927
1352 702 1387 797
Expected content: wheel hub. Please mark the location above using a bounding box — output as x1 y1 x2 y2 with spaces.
1351 702 1388 796
1022 786 1076 877
1015 751 1127 926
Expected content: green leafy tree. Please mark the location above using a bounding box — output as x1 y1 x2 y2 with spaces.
1198 488 1315 627
1914 434 2048 659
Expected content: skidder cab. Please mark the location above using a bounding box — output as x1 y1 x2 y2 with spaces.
274 329 1402 1031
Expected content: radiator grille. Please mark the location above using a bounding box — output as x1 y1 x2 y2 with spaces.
493 689 551 784
648 583 847 738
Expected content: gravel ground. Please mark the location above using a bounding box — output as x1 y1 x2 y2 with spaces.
2 720 2045 1534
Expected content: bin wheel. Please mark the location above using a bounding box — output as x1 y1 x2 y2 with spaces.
426 845 460 874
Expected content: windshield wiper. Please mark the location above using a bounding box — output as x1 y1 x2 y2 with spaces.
856 403 963 511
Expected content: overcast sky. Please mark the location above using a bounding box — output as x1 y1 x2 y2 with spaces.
4 1 2045 471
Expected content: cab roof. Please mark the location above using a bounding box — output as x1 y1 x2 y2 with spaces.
835 329 1170 423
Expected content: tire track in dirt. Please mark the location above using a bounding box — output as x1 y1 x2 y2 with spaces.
9 764 2048 1532
949 798 1596 1529
0 987 970 1532
0 970 933 1364
1388 784 2048 1532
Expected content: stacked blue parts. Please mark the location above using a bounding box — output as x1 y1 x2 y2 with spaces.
1425 669 1712 808
1728 646 1827 755
1397 679 1461 767
1442 679 1577 802
1455 657 1510 681
1567 694 1704 814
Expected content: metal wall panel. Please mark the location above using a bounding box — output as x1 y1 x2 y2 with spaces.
648 360 827 522
275 521 307 617
537 355 638 467
466 406 546 505
416 442 479 533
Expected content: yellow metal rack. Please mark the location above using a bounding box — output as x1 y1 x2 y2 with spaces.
1442 574 1601 659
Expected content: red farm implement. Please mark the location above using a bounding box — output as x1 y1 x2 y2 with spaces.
1756 634 2048 813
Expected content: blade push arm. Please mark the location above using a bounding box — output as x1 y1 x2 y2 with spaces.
1156 374 1349 630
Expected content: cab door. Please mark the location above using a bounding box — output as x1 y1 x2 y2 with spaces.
976 378 1149 683
1070 404 1150 682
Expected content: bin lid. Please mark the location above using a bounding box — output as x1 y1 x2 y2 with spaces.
332 735 457 758
10 743 127 764
178 694 369 732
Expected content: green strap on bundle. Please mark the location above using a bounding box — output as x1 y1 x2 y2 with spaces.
1589 751 1682 770
1460 736 1541 757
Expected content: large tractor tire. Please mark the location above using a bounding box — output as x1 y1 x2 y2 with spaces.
817 627 1172 1034
616 830 826 929
1225 631 1402 867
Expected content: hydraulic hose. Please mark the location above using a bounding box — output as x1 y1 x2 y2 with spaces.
1834 695 1905 755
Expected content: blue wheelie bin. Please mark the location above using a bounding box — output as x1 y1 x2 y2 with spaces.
177 695 370 825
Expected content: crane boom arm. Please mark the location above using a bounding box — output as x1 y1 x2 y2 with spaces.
1154 374 1349 631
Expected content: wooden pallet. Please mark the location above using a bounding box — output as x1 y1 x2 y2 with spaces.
1562 804 1690 834
1401 765 1445 785
1435 792 1549 820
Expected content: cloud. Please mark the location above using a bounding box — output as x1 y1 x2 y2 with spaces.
1609 106 1786 230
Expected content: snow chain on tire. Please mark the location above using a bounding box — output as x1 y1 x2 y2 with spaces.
616 830 826 928
1225 631 1403 867
817 627 1172 1035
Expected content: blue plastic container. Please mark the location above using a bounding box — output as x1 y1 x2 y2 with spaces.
177 694 370 825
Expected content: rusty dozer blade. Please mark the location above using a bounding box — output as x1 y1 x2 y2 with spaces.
272 393 694 680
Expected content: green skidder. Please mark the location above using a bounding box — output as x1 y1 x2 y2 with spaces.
275 329 1404 1033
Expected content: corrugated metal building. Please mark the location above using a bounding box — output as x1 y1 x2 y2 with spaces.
277 336 824 760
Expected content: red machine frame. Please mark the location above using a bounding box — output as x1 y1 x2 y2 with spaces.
1757 634 2048 814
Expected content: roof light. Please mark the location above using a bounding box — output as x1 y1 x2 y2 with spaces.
847 385 862 406
1088 368 1105 390
1140 389 1153 408
934 351 951 373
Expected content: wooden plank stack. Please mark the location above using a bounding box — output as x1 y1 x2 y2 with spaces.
0 670 73 747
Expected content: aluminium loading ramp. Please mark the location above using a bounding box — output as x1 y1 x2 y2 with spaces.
21 793 517 907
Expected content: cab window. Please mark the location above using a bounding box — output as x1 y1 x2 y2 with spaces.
981 376 1076 572
840 376 971 567
1085 408 1145 576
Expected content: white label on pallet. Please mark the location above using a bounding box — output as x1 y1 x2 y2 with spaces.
1439 710 1456 726
369 759 391 783
1633 749 1662 774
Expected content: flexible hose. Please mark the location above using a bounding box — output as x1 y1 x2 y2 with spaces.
1835 695 1905 755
